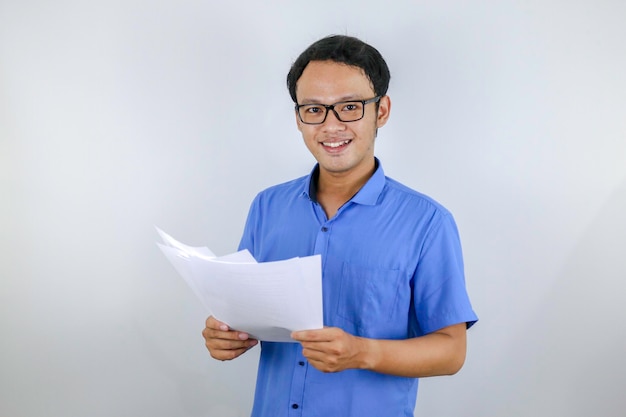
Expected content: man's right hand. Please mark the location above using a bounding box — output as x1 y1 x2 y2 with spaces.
202 316 258 361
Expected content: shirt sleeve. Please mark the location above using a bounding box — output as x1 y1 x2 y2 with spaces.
412 211 478 335
237 194 260 254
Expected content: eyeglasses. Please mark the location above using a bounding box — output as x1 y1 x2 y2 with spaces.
295 96 381 125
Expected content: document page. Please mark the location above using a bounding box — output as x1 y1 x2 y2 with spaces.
156 227 323 342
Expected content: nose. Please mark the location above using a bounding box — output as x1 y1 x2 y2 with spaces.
322 108 345 131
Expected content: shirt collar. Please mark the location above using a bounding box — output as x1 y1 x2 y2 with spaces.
302 158 385 206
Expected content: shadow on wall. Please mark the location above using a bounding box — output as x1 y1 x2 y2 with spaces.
486 178 626 417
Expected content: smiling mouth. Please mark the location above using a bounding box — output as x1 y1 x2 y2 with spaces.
322 139 352 148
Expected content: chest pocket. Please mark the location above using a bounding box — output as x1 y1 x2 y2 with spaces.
336 262 405 338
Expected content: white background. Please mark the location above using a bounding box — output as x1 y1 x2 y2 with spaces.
1 1 625 416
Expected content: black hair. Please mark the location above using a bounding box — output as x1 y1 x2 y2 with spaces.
286 35 391 103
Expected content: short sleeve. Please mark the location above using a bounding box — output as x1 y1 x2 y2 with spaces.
238 193 261 254
412 212 478 334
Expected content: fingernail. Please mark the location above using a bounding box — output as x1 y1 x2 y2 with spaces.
238 333 249 340
219 325 228 331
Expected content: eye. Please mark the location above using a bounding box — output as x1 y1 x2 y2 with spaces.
304 105 324 114
340 102 361 112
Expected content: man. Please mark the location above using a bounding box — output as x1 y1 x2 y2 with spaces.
202 35 478 417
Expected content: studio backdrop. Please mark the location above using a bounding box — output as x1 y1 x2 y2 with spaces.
1 1 625 416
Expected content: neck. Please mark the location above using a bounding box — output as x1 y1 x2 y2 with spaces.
316 158 376 218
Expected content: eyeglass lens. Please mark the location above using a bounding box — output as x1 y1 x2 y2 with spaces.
298 101 365 124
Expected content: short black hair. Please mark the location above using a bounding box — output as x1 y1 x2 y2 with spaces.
286 35 391 103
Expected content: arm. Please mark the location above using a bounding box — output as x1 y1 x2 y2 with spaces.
202 316 258 361
291 322 467 377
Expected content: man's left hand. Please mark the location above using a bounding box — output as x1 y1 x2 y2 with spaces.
291 327 369 373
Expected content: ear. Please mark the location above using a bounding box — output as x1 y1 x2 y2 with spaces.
376 95 391 128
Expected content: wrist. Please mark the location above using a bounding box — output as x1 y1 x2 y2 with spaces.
356 337 379 371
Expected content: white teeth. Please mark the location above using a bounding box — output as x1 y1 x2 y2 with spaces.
323 140 350 148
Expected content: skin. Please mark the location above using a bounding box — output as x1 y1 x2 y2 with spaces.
202 60 468 377
294 60 391 218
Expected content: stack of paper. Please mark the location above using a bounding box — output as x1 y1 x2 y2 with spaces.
156 227 323 342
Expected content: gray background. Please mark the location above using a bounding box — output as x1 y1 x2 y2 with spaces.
1 1 625 416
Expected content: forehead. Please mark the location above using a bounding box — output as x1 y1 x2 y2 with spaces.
295 60 375 102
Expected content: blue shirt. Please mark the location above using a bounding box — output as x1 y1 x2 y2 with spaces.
239 159 477 417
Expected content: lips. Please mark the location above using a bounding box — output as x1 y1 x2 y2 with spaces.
322 139 352 149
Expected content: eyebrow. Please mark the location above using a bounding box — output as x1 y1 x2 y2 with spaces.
298 94 366 104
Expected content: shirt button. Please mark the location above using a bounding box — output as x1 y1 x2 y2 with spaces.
292 404 299 409
321 227 328 232
298 361 305 366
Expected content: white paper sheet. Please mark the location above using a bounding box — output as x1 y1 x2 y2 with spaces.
155 227 324 342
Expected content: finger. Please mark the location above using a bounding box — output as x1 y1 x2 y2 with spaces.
205 316 230 331
300 341 334 358
203 317 252 341
305 356 338 373
202 326 253 343
208 337 258 351
209 344 255 361
292 328 335 342
205 337 258 359
206 316 250 336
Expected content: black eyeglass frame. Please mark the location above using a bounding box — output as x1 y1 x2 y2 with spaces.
295 96 382 125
